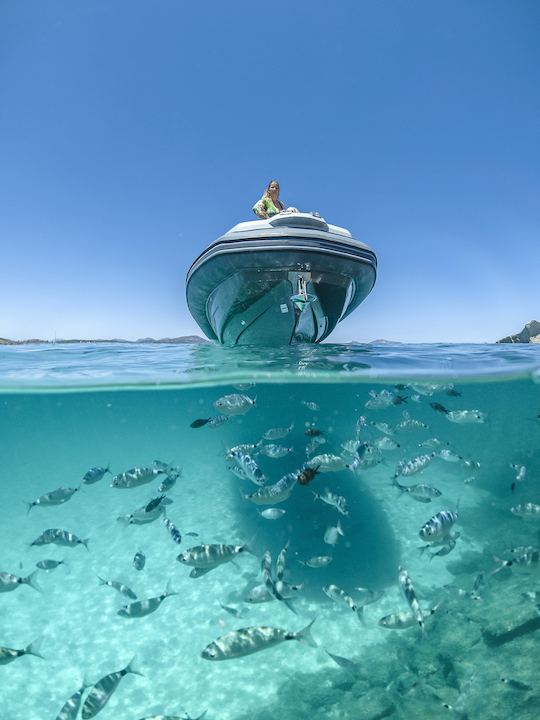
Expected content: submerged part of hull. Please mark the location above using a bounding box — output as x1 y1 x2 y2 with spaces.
186 215 377 346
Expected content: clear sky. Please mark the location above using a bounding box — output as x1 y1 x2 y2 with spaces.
1 0 538 343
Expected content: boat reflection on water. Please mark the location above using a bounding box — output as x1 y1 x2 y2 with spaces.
186 212 377 346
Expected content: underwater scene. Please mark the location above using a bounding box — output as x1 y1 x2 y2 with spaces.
1 342 540 720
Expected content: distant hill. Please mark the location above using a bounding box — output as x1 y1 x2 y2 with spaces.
497 320 540 344
0 336 210 346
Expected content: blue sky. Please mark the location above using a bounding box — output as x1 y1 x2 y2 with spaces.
1 0 538 343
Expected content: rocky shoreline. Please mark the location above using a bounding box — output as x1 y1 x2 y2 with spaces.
0 335 209 346
497 320 540 344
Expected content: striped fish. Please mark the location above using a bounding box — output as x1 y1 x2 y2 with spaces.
244 472 297 505
227 449 266 486
55 677 91 720
81 659 142 719
30 528 89 550
398 567 424 632
419 509 458 542
117 581 177 618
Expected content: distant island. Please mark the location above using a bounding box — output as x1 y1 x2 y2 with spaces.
0 335 210 346
497 320 540 344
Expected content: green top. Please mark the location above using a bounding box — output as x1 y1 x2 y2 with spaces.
252 194 284 218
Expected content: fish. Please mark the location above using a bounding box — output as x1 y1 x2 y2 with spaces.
0 637 44 665
162 514 182 544
373 436 401 451
396 412 429 431
355 442 382 469
354 587 385 606
297 555 333 569
304 427 323 437
306 454 348 472
372 421 395 436
301 400 320 411
394 453 436 478
298 465 321 485
245 581 303 603
177 543 249 576
36 559 65 571
0 570 41 593
437 449 463 463
365 389 397 409
500 678 532 691
393 479 442 502
261 549 296 614
219 602 246 618
133 550 146 571
111 467 164 489
419 510 458 542
313 488 349 516
398 567 424 632
97 576 137 600
26 487 80 513
213 393 255 415
55 677 92 720
137 712 208 720
256 443 294 459
378 603 442 630
258 508 286 520
325 650 360 670
445 409 487 424
201 619 317 660
244 472 297 505
430 402 449 414
324 520 345 546
190 418 211 428
491 548 540 574
227 449 266 486
191 415 229 428
323 584 362 620
82 465 110 484
81 659 142 719
30 528 89 549
118 498 166 526
510 502 540 518
118 581 177 618
262 424 293 440
305 436 326 456
427 537 458 559
158 475 177 493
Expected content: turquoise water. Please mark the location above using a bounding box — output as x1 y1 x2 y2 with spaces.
1 342 540 720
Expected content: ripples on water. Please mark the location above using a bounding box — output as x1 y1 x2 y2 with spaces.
1 343 539 720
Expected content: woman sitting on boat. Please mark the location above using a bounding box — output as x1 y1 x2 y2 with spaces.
252 180 298 219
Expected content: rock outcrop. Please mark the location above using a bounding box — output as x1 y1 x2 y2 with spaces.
497 320 540 344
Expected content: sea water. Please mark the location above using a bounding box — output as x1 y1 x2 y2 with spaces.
1 342 540 720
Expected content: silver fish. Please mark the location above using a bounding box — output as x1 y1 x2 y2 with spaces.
419 510 458 542
297 555 333 569
227 449 266 486
492 547 540 574
133 550 146 571
306 453 348 472
396 412 429 431
0 570 41 593
55 677 92 720
258 508 286 520
261 550 296 614
301 400 320 411
118 581 177 618
262 424 293 440
158 475 177 493
257 443 294 459
111 467 164 489
201 619 317 660
323 584 362 619
371 421 394 436
313 489 349 516
510 503 540 518
276 541 289 582
305 436 326 456
82 466 110 485
245 581 303 603
26 486 80 513
213 393 255 415
325 650 360 670
394 453 435 478
365 389 396 409
218 602 246 618
398 567 424 632
379 603 442 629
446 409 487 424
324 520 344 546
30 528 88 549
438 449 463 463
244 472 297 505
393 479 442 502
81 659 142 719
373 436 401 451
118 499 165 525
97 576 137 600
0 637 44 665
162 514 182 544
36 559 65 571
177 543 248 575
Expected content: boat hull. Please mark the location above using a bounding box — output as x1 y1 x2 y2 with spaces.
186 217 377 346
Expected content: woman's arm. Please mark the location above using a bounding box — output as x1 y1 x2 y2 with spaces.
252 196 269 218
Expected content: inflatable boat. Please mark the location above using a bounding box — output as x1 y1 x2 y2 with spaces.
186 212 377 346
